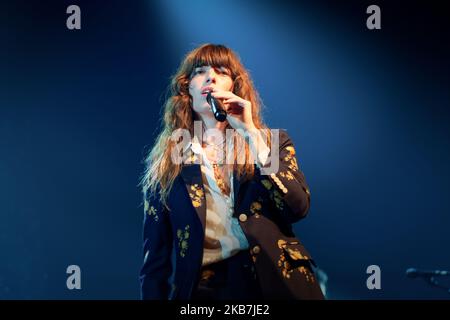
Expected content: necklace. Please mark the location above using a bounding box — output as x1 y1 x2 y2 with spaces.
203 140 225 149
203 143 226 164
203 133 226 146
212 163 230 195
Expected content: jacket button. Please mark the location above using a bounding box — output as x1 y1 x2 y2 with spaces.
252 245 261 254
239 214 248 222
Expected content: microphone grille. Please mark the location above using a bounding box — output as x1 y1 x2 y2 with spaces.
206 91 213 103
406 268 418 278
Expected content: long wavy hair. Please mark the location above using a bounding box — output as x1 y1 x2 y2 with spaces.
141 44 270 207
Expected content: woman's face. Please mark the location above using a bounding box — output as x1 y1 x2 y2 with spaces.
188 65 233 116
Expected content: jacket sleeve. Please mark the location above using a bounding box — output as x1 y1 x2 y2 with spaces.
139 187 173 300
259 129 311 224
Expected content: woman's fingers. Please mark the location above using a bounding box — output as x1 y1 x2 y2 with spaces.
212 90 250 107
225 104 243 115
210 90 234 99
211 91 246 105
223 98 247 114
211 91 254 131
224 97 246 107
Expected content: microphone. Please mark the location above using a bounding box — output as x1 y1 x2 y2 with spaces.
206 91 227 122
406 268 450 278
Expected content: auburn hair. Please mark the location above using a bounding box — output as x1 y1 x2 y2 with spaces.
141 43 270 207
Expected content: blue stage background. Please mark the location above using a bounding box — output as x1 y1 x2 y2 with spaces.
2 0 449 299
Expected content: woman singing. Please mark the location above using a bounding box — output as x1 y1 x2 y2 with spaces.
139 43 324 300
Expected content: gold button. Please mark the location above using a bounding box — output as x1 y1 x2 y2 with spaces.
252 245 261 254
305 188 311 196
239 214 248 222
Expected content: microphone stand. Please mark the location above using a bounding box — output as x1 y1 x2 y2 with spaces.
408 268 450 294
406 268 450 294
424 276 450 294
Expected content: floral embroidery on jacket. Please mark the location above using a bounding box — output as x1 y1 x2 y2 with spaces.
279 170 295 181
283 146 299 171
186 152 199 164
148 205 159 222
250 201 262 215
261 179 273 190
177 225 190 258
188 184 204 208
272 189 285 211
144 200 159 222
285 146 296 155
277 239 315 282
262 179 285 211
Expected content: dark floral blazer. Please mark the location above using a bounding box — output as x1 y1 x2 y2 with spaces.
140 130 324 300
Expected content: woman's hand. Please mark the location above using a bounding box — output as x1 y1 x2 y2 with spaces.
211 89 270 169
211 90 256 132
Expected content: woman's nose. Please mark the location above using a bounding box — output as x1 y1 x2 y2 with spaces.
206 69 217 83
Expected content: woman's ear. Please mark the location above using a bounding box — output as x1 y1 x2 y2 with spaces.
232 76 242 93
181 79 191 95
187 79 194 92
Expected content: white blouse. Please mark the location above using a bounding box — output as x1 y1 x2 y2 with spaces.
189 137 249 266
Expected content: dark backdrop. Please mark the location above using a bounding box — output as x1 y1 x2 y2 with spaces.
2 0 449 299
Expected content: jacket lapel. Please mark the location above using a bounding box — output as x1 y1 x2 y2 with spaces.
180 163 254 229
180 164 207 232
232 165 255 213
233 170 242 212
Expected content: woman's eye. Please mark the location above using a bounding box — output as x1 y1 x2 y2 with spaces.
192 67 229 76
